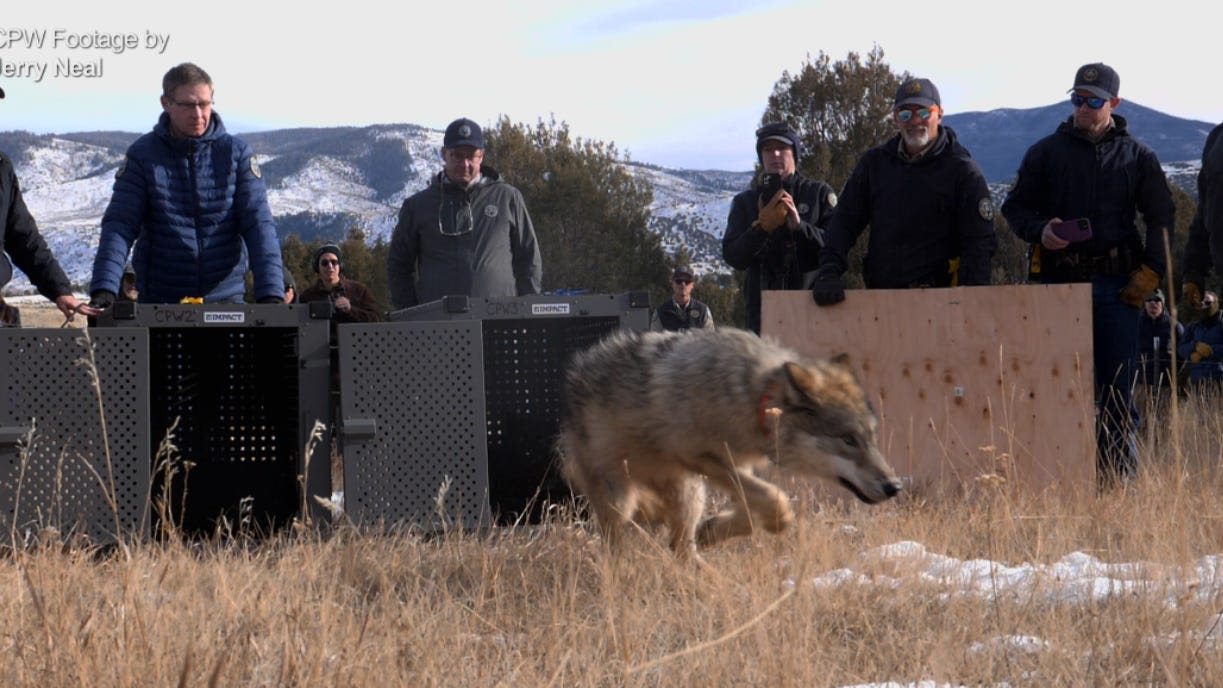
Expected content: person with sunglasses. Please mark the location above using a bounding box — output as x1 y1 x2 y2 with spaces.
1001 62 1174 489
722 122 837 334
298 244 380 323
388 118 542 311
652 265 714 332
81 63 283 314
811 77 996 306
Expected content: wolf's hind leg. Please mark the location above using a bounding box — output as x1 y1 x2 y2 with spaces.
659 476 706 557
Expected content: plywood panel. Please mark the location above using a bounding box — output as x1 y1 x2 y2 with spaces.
762 285 1095 496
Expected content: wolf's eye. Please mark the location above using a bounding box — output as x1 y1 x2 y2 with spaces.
842 434 859 448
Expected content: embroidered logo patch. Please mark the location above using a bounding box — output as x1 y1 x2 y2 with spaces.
250 158 262 178
978 197 995 221
484 205 498 218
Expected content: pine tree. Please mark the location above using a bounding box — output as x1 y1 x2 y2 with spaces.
484 116 672 308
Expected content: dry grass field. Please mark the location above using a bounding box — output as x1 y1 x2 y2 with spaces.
5 306 1223 685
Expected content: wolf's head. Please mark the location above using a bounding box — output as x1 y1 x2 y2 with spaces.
770 354 902 504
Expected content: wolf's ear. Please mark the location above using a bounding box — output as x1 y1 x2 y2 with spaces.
830 352 853 369
782 361 818 397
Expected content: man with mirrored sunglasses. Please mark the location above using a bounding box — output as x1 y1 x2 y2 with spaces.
811 77 996 306
388 117 542 310
1002 62 1174 489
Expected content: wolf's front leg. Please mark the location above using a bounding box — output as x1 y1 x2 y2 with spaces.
696 469 793 546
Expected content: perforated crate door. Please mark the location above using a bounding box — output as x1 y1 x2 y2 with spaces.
338 321 489 531
482 317 621 521
0 328 149 544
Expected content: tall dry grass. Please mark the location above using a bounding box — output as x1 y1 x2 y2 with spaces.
3 389 1223 686
6 302 1223 685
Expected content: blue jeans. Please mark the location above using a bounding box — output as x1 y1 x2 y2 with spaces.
1092 275 1139 487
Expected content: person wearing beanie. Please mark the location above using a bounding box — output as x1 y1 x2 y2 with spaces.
1002 63 1174 488
0 84 83 325
298 244 381 323
812 77 996 307
722 121 837 333
388 117 542 310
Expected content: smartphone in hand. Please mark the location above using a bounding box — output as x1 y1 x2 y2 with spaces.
1051 218 1092 242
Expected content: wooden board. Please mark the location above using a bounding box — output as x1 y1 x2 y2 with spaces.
763 285 1095 497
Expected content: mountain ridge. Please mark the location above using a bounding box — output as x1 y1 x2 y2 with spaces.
1 102 1213 294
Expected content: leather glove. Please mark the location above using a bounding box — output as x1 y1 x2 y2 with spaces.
1191 342 1214 363
1118 264 1159 308
1183 281 1203 309
88 290 116 311
755 190 789 233
810 267 845 307
256 296 284 304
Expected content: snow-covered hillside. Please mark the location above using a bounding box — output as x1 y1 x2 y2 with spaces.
0 124 1201 296
2 125 742 295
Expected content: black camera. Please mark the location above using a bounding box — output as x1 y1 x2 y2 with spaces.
758 172 783 200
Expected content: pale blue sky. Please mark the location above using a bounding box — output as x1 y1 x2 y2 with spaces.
1 0 1218 170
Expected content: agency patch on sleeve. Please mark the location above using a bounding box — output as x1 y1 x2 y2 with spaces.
978 197 995 221
115 163 126 179
250 157 262 178
827 191 838 208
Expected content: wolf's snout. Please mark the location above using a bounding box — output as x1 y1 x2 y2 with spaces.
883 480 902 498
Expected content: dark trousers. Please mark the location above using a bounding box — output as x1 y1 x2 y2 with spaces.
1092 275 1140 487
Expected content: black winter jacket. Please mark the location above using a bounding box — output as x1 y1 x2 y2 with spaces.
723 172 835 333
819 126 996 288
0 151 72 300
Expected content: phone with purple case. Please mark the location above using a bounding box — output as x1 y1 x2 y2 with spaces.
1051 218 1092 242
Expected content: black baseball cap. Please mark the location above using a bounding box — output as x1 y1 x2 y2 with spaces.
672 265 696 281
895 78 941 109
444 118 484 149
1070 63 1119 100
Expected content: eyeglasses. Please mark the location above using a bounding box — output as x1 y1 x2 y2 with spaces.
172 99 213 111
319 259 340 267
439 198 474 237
1070 93 1107 109
896 108 935 123
673 279 693 285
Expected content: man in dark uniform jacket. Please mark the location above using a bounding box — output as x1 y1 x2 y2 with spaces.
653 265 713 332
1181 121 1223 308
811 77 996 305
722 123 836 334
1002 63 1174 487
0 85 82 325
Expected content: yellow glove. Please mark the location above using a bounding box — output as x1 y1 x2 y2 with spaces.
755 190 789 233
1183 282 1203 309
1191 342 1214 363
1118 265 1159 308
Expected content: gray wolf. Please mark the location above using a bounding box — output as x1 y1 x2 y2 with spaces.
558 327 902 557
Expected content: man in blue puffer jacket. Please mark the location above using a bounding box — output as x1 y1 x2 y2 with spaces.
84 63 282 311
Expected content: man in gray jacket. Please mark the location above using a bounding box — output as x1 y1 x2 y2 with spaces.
388 118 542 310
